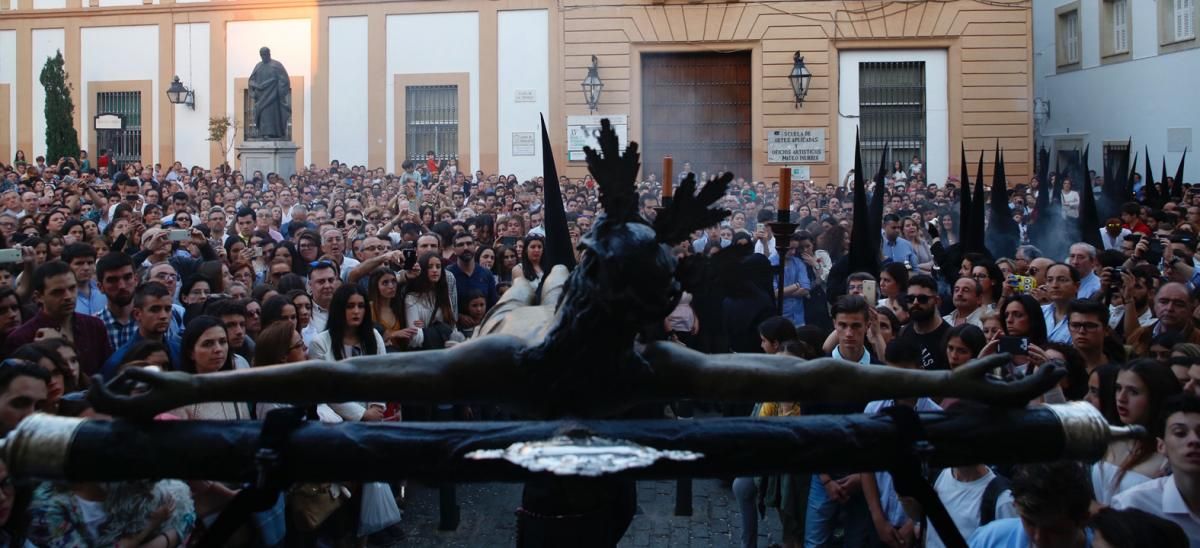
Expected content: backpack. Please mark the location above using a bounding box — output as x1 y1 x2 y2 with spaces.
979 474 1012 526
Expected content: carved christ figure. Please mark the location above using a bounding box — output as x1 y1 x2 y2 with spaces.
92 119 1060 420
248 47 291 140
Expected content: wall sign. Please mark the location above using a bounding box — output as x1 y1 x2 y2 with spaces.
94 113 124 130
768 128 825 163
512 132 536 156
567 115 628 161
514 89 537 103
790 166 811 181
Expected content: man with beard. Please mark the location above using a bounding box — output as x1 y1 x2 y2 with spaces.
447 232 497 329
100 283 181 377
2 261 112 376
96 252 138 351
897 274 950 370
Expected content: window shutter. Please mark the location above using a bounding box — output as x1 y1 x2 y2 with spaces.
1113 0 1128 52
1178 0 1196 41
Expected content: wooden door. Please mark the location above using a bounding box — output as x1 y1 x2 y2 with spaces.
641 51 752 183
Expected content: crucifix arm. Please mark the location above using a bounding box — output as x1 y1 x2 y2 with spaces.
639 342 1063 407
89 336 527 418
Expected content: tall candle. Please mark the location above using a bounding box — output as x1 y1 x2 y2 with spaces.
778 167 791 212
663 156 674 198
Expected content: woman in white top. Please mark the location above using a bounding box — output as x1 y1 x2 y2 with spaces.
404 252 462 350
512 234 547 286
308 284 388 422
1091 359 1181 505
172 315 250 421
1061 178 1081 219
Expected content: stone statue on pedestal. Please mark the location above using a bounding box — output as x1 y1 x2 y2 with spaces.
248 47 291 140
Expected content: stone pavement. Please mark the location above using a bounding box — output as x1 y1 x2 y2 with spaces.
385 479 785 547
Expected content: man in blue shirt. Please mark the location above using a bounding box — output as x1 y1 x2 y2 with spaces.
446 232 498 331
63 243 106 316
1042 263 1080 343
770 234 811 326
1068 243 1101 299
969 461 1093 547
881 213 918 267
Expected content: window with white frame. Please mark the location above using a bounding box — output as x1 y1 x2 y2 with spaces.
1113 0 1129 53
1177 0 1196 41
1059 10 1081 65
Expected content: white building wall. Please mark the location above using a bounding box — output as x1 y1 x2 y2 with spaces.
32 0 65 9
174 22 210 167
1034 0 1195 174
497 9 549 178
31 28 64 160
81 26 159 161
328 16 369 167
385 12 479 173
0 30 15 157
837 49 949 188
226 19 313 165
97 0 142 6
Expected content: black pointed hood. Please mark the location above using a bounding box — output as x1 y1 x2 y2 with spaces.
1144 146 1160 207
959 143 972 245
847 131 879 278
1079 145 1104 251
1029 144 1052 245
987 148 1019 259
968 150 987 254
869 142 888 249
1175 148 1188 199
540 114 576 271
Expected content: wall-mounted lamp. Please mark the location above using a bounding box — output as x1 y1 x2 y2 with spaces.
581 55 604 114
166 76 195 110
788 53 812 108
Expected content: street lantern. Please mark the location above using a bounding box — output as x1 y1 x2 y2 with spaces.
581 55 604 114
166 76 195 110
788 53 812 108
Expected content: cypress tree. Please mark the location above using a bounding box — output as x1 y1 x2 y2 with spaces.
39 50 80 163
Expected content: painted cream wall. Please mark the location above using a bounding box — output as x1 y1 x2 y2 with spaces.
0 30 15 158
32 0 65 9
385 11 480 173
838 49 950 187
328 16 369 166
80 25 159 161
31 28 64 160
174 22 210 167
98 0 141 6
226 19 312 165
497 9 548 177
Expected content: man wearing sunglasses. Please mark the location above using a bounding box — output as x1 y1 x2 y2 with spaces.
898 274 950 371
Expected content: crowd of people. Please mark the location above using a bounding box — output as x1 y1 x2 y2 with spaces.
0 144 1197 548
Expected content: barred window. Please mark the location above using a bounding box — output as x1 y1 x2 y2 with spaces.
405 85 458 164
858 61 926 175
96 91 141 165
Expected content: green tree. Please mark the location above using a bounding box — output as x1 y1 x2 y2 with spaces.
39 50 80 163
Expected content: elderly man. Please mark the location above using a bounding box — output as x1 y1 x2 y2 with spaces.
944 277 984 327
1067 243 1101 299
1129 283 1200 356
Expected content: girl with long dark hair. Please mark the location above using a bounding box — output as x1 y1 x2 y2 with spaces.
368 268 416 350
1092 359 1182 505
174 315 248 421
513 234 546 283
309 284 385 361
404 252 461 349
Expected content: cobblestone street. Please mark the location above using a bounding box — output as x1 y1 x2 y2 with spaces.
390 479 785 547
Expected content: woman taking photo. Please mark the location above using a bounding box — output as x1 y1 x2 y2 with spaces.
405 252 462 350
1091 359 1181 505
980 294 1050 379
368 268 417 351
172 316 250 421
